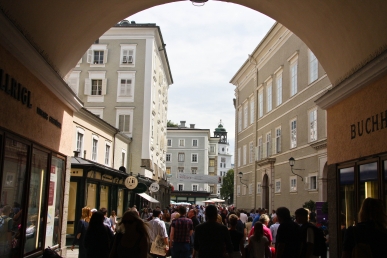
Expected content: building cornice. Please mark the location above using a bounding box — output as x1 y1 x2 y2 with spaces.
257 158 276 167
309 139 327 150
316 50 387 110
0 11 83 111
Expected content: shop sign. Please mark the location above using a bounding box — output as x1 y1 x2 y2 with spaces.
149 182 160 193
0 68 32 108
351 110 387 139
125 176 138 189
132 183 147 193
102 174 113 182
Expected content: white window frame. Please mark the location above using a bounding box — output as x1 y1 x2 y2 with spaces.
238 108 242 132
237 185 241 196
104 142 111 166
210 145 215 153
258 89 263 118
191 167 197 174
121 149 126 167
85 71 107 102
274 127 281 154
250 97 255 125
249 142 254 164
178 153 185 162
115 107 134 136
87 44 108 67
244 103 248 129
242 185 247 195
266 79 273 113
290 118 297 149
75 127 85 158
167 139 172 147
290 176 297 192
117 71 136 102
191 153 198 163
308 173 318 191
257 137 262 161
257 182 262 194
192 139 198 147
248 183 253 195
276 70 283 106
67 71 81 96
87 107 104 119
238 148 241 167
166 153 171 162
120 44 137 67
309 108 318 142
91 135 98 161
178 184 184 191
178 167 184 173
266 132 271 158
275 179 281 193
179 139 185 147
288 53 299 97
192 184 198 192
243 145 247 165
308 49 318 84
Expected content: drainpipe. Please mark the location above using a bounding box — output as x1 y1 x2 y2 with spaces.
112 129 118 168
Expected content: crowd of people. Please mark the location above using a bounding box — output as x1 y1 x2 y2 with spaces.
69 197 387 258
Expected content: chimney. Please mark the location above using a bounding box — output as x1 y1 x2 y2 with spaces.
180 121 186 128
73 150 80 157
190 124 195 129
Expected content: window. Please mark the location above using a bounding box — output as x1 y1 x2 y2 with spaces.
166 167 171 174
249 183 253 194
105 144 110 165
238 108 242 132
191 167 197 174
266 80 272 112
257 182 262 194
167 139 172 147
87 107 104 119
309 174 318 190
76 129 84 157
178 184 184 191
237 185 241 196
257 137 262 161
85 71 106 102
166 153 171 162
266 132 271 158
250 97 255 125
258 89 263 118
210 145 215 153
178 153 185 162
192 139 198 147
243 145 247 165
242 185 247 195
274 127 281 154
210 186 215 194
209 159 215 167
191 154 198 163
249 142 254 164
91 79 103 95
238 148 241 166
86 44 108 66
192 184 198 191
179 139 185 147
309 109 318 142
117 71 136 102
290 119 297 148
116 108 134 136
67 71 81 96
290 176 297 192
276 71 283 106
120 44 136 66
92 137 98 161
309 49 318 83
275 179 281 193
178 167 184 173
121 150 126 167
244 103 248 129
290 56 298 96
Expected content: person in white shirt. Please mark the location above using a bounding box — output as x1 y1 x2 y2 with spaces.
148 209 169 258
270 214 280 245
239 209 248 224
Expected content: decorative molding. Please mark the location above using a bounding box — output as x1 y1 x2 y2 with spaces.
257 158 276 167
316 49 387 110
310 139 327 150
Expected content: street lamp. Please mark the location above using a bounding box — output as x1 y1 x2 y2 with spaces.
238 172 249 188
289 157 304 181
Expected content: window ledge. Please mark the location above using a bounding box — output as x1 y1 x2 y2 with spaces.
90 64 106 68
87 95 104 102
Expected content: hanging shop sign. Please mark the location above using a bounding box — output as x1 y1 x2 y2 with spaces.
132 183 147 193
149 182 160 193
176 173 222 184
125 176 138 189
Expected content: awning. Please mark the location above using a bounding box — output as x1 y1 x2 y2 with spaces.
137 193 159 203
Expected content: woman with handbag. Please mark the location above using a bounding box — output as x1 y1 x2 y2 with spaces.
71 206 91 258
109 211 150 258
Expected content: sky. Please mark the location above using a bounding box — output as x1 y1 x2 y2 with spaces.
127 1 275 161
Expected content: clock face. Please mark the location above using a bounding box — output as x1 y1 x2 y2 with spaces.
125 176 138 189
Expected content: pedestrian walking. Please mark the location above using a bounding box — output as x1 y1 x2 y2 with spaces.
275 207 301 258
71 206 91 258
148 209 169 258
170 206 193 258
248 222 271 258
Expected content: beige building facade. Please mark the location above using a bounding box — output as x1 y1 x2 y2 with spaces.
231 23 329 213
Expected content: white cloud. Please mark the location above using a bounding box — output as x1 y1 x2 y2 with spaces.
128 1 275 161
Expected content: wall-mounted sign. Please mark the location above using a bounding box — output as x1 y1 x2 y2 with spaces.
132 183 147 193
351 110 387 139
176 173 222 184
0 69 32 108
149 182 160 193
125 176 138 189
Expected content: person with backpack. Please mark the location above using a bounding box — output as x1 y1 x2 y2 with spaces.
295 208 326 258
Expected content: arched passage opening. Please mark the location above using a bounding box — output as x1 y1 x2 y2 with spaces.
262 173 269 210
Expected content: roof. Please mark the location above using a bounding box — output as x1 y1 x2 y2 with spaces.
71 156 128 177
